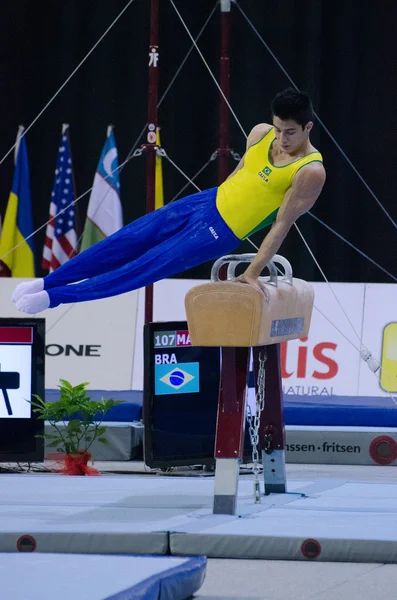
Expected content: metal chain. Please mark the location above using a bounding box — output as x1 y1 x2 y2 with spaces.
246 348 267 502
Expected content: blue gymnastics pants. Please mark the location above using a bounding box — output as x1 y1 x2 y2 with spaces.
44 187 241 308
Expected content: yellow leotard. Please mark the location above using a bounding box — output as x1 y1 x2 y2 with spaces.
216 127 323 239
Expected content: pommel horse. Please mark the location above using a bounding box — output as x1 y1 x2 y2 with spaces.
185 254 314 515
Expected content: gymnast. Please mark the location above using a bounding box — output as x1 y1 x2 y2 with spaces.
13 88 326 314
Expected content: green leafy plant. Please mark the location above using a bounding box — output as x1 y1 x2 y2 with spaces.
30 379 124 456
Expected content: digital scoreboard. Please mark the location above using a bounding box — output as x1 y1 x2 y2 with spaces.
0 318 45 462
143 321 221 468
143 321 253 468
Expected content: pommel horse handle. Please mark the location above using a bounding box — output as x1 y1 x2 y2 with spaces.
185 253 315 515
210 253 293 286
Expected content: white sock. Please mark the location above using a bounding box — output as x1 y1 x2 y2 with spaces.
12 279 44 303
16 290 50 314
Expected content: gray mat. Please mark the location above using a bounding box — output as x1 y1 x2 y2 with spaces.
45 421 143 461
170 479 397 562
0 553 206 600
286 425 397 465
55 421 397 465
1 474 396 562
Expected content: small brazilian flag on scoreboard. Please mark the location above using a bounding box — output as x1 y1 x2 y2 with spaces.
155 363 200 395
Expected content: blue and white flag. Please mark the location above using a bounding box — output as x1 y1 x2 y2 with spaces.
80 127 123 250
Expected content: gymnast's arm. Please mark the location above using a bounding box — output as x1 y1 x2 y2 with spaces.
235 162 326 290
226 123 272 180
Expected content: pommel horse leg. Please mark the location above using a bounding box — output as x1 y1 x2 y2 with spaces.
185 253 314 515
213 346 250 514
253 344 286 494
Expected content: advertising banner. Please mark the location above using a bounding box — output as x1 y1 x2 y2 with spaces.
359 284 397 400
275 282 364 398
0 279 139 390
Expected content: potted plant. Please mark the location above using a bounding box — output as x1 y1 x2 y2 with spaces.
31 379 123 475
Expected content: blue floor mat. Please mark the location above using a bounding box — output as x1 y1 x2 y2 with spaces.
0 554 207 600
45 389 397 427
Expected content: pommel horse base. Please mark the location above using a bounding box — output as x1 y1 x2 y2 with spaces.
185 254 314 515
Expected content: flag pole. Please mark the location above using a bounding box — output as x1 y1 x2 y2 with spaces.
14 125 25 165
218 0 231 184
142 0 160 324
63 124 80 243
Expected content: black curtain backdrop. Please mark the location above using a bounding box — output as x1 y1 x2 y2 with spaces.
0 0 396 283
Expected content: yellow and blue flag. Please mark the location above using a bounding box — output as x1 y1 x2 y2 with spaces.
0 132 35 277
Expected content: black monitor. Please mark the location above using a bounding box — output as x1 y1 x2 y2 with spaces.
0 318 45 462
143 321 252 468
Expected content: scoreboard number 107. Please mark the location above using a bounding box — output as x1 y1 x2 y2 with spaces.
154 330 191 349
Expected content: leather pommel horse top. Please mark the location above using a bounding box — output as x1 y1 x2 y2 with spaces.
185 254 314 347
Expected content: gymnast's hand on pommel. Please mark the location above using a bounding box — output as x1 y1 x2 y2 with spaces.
233 272 266 293
236 162 326 286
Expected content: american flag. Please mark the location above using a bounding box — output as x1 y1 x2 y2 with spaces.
42 125 78 272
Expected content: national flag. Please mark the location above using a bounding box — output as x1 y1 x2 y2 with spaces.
80 126 123 251
0 128 35 277
42 125 78 272
155 127 164 210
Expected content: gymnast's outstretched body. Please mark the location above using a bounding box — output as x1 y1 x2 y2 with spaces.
14 89 326 314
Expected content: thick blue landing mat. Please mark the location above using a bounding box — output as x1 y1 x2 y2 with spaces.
284 395 397 427
0 553 206 600
46 389 397 427
45 389 143 422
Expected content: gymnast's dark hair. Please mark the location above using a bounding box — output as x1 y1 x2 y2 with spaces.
271 88 314 128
